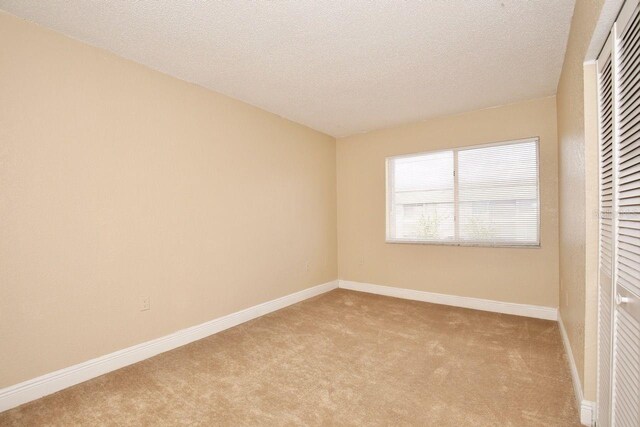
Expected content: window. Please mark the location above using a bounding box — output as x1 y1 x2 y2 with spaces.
386 138 539 246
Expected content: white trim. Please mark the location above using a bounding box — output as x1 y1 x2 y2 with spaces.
580 401 597 427
0 280 338 413
558 312 597 426
385 238 540 249
558 312 585 417
337 280 557 320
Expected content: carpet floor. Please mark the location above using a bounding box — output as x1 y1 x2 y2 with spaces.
0 289 581 426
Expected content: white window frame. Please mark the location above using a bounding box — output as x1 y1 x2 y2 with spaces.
385 137 541 248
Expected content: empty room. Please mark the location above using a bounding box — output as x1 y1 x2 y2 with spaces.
1 0 639 426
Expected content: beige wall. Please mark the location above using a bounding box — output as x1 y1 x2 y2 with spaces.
0 12 337 388
337 97 559 308
556 0 604 401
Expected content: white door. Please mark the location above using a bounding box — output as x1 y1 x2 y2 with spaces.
612 1 640 425
598 1 640 426
597 30 614 427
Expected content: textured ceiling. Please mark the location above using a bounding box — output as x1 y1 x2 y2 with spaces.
0 1 576 137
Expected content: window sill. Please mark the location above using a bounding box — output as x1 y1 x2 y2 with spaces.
385 239 541 249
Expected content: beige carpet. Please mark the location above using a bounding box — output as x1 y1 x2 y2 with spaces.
0 289 580 426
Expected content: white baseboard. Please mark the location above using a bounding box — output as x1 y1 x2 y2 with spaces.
580 401 596 427
0 280 338 413
338 280 558 320
557 312 596 426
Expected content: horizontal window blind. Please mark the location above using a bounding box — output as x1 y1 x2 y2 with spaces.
457 141 539 244
386 138 540 246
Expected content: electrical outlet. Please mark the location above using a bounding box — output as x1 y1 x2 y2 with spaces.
140 296 150 311
305 261 310 272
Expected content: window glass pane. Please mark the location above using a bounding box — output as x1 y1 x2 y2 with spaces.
390 151 454 241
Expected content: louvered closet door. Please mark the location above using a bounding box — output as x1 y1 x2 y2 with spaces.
613 1 640 426
597 34 614 427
